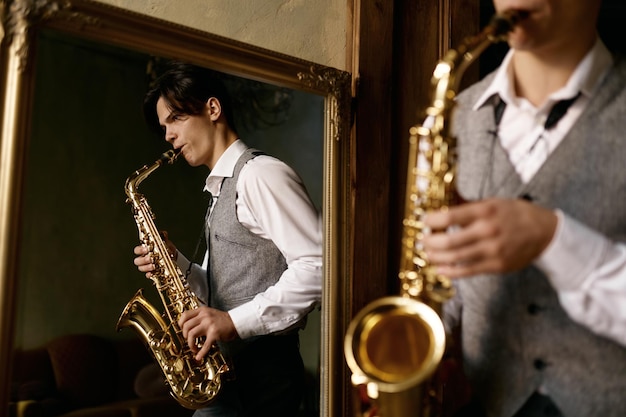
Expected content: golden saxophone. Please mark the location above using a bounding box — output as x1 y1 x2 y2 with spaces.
344 11 526 417
116 149 230 410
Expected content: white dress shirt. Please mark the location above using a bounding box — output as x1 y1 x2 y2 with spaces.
177 140 323 339
471 37 626 346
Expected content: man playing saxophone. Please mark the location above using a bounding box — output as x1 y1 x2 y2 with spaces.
423 0 626 416
132 62 322 417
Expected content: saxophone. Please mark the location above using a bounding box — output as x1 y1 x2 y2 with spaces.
344 10 526 417
116 149 230 410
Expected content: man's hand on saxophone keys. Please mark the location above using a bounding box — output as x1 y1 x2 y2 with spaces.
422 197 558 278
133 244 156 277
178 307 239 361
132 230 178 278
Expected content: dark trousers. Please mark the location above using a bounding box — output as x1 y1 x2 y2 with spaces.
194 334 304 417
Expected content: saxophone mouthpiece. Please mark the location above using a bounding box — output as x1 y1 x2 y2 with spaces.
160 149 181 165
506 9 529 24
486 9 528 40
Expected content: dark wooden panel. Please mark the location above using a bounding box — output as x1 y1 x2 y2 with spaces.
350 0 396 316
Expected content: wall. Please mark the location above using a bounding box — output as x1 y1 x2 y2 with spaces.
95 0 349 71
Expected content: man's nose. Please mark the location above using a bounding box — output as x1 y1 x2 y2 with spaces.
164 129 176 143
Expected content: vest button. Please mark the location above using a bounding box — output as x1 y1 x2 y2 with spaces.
527 303 542 315
533 358 547 370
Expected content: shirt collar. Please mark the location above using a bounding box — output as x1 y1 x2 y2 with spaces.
203 139 247 195
472 36 613 111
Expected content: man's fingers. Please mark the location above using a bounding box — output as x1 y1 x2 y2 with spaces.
424 206 471 230
424 217 495 251
195 342 212 362
425 200 497 230
133 245 148 255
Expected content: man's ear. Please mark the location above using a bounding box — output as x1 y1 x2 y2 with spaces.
206 97 222 121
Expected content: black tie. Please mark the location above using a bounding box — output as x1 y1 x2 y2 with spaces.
543 92 581 130
493 92 581 130
203 191 215 257
204 191 214 239
184 191 214 278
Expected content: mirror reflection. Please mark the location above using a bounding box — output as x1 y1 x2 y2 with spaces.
10 29 324 417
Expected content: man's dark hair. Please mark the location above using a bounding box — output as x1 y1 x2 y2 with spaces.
143 61 237 135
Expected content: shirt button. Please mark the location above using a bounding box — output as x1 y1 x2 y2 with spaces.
537 114 547 126
527 303 542 315
533 358 547 370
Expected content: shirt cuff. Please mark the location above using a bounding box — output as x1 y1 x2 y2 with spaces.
228 302 265 339
535 210 611 291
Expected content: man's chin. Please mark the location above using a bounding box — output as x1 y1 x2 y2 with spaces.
185 157 203 168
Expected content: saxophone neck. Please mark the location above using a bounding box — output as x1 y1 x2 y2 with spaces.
430 9 527 113
125 149 180 198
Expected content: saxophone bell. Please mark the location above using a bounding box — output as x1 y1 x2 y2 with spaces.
344 297 446 416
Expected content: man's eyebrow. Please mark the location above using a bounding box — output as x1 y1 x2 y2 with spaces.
160 111 179 128
164 111 176 122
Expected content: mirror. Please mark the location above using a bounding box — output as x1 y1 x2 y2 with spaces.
0 1 351 416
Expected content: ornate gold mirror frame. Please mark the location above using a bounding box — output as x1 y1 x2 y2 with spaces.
0 0 351 415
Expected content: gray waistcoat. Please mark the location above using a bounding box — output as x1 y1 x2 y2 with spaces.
450 55 626 417
208 148 287 313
